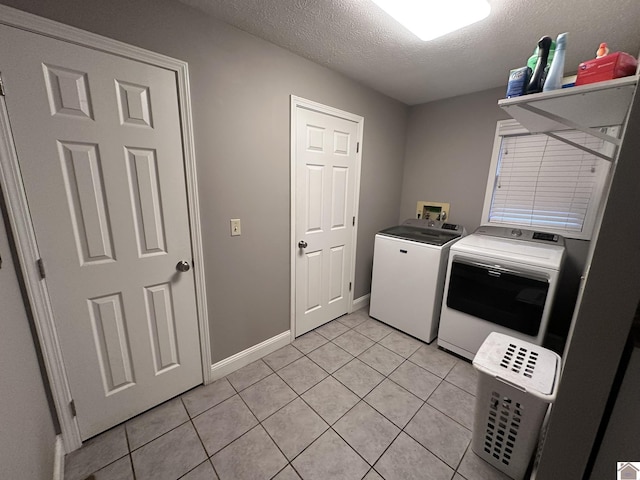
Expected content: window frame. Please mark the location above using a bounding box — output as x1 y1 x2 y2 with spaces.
481 119 617 240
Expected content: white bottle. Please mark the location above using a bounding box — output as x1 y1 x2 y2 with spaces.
543 33 567 92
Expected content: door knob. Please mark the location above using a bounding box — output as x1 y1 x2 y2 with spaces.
176 260 191 272
298 240 308 249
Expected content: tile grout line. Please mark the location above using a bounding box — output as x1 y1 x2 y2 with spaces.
182 393 221 479
184 386 274 469
359 355 427 473
374 347 467 476
226 358 276 393
258 394 310 479
126 415 194 453
329 358 412 472
328 421 390 472
455 443 473 478
250 420 293 480
123 423 136 480
78 315 480 480
263 344 305 372
272 362 329 397
305 341 356 374
289 462 307 480
254 335 392 474
424 380 477 432
268 463 292 480
80 452 134 480
330 322 479 475
301 318 478 478
400 414 469 473
293 321 422 474
403 357 480 473
271 318 474 477
227 357 354 480
232 379 305 476
182 379 237 419
77 426 135 479
306 373 362 419
274 355 358 433
323 344 427 474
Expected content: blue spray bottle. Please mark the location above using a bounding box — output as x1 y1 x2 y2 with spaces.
543 33 568 92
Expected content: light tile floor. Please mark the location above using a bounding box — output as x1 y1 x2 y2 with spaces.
65 310 512 480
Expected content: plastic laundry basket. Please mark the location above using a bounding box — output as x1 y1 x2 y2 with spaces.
471 332 561 480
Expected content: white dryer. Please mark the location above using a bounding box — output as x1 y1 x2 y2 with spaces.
369 219 465 343
438 226 566 361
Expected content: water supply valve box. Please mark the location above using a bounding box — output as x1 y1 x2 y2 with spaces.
416 201 450 221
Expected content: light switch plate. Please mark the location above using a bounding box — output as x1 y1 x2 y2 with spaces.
230 218 241 236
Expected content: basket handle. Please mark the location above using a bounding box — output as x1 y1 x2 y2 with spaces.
495 375 528 393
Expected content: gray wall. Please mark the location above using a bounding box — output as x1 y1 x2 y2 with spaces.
400 86 590 349
400 86 509 230
0 0 408 362
535 75 640 480
590 342 640 479
0 205 57 479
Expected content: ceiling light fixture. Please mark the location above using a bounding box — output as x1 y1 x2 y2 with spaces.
371 0 491 41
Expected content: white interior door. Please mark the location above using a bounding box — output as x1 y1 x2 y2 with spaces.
0 25 202 439
294 104 360 336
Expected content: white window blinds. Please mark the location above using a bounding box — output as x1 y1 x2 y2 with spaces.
485 122 617 239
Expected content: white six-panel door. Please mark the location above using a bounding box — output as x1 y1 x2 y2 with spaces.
294 104 360 336
0 24 202 439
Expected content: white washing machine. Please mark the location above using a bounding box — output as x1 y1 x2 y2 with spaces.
369 219 465 343
438 225 566 361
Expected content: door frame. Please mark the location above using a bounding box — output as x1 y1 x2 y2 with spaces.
0 5 211 453
289 96 364 339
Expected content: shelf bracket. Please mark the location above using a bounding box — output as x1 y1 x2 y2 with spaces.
545 132 615 162
517 103 622 146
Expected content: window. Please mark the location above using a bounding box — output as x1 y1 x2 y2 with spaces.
481 120 619 240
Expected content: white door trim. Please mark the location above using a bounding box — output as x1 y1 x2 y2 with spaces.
289 96 363 339
0 4 211 452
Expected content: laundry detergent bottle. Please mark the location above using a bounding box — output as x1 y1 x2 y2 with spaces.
526 36 553 94
543 33 568 92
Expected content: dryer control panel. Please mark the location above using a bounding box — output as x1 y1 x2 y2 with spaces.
475 225 565 246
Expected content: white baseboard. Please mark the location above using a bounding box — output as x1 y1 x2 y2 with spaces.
53 435 64 480
352 294 370 312
210 330 291 381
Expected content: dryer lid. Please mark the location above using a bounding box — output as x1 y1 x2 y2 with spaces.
451 233 565 270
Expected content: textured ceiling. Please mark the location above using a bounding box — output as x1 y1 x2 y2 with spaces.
179 0 640 105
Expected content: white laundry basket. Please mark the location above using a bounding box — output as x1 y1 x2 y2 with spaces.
471 332 561 480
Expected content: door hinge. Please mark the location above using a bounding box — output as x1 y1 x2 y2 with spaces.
356 142 360 153
349 282 352 292
37 258 46 279
0 76 5 96
352 216 356 226
69 400 77 417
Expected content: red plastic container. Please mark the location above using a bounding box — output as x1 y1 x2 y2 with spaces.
575 52 638 86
